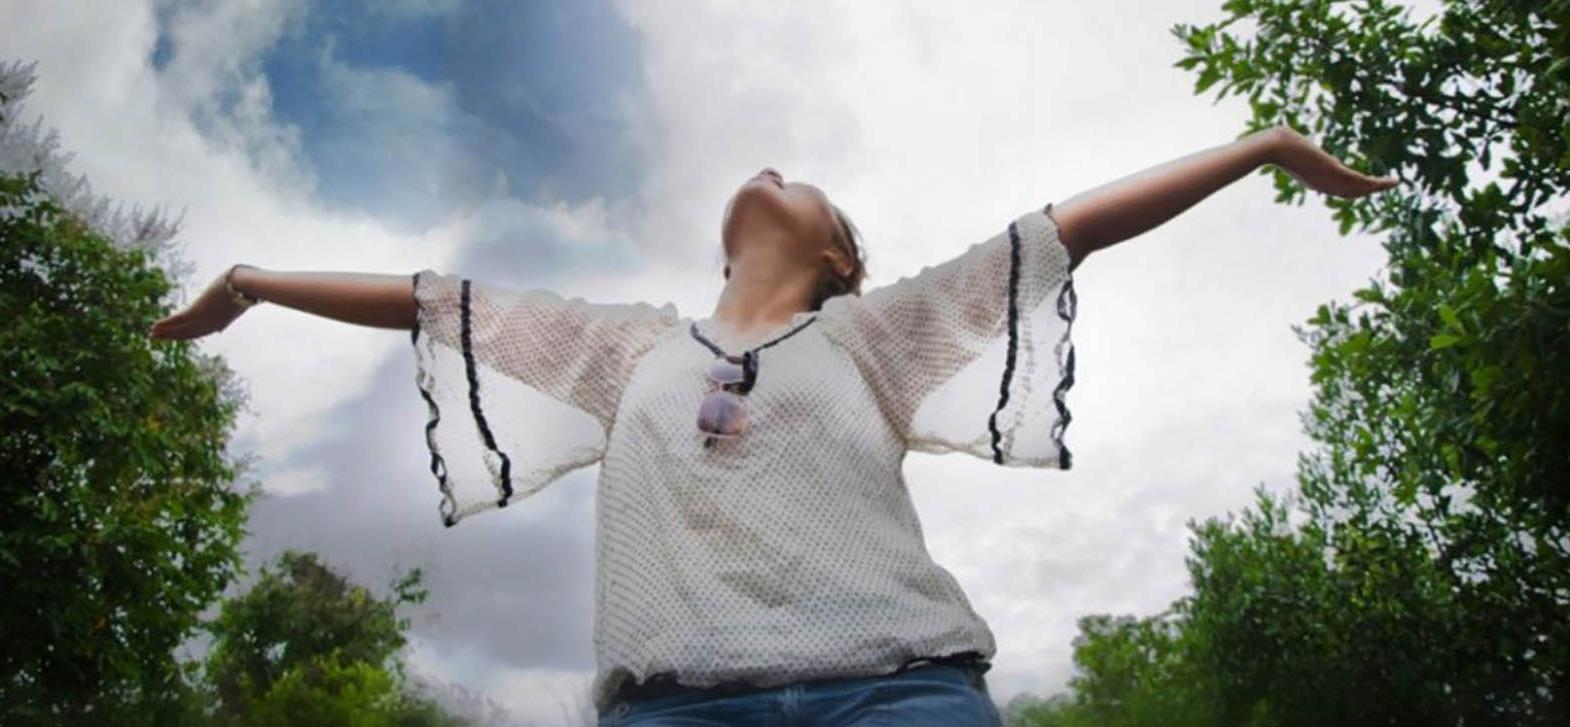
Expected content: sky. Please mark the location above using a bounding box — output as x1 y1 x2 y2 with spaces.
2 0 1418 723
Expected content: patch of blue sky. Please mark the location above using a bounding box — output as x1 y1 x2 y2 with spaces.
241 1 651 241
148 2 178 71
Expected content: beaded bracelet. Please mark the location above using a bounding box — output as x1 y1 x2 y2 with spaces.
226 264 262 309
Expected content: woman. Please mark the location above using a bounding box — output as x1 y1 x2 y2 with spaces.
149 125 1397 726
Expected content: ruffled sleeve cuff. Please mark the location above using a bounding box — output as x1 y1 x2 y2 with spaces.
902 204 1078 468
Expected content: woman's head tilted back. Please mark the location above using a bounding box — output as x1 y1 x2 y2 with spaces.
720 167 868 311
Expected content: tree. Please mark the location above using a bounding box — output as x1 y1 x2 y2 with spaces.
0 169 253 722
196 550 465 727
1026 1 1570 724
0 56 482 725
1 57 253 724
1014 612 1220 727
1170 0 1569 722
0 60 185 270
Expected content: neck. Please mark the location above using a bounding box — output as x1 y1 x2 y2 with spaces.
711 247 816 337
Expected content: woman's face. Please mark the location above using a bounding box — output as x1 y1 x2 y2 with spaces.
721 167 843 276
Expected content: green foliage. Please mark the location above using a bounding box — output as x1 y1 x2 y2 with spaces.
1180 487 1471 724
0 168 463 722
197 550 463 726
1 62 468 725
238 649 462 727
244 652 404 727
1029 2 1570 725
0 169 254 724
1014 612 1220 727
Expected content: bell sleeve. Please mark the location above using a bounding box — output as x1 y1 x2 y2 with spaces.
817 203 1078 468
409 270 680 526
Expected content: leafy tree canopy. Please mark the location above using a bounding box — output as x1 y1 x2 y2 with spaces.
0 166 253 724
193 550 465 726
1019 1 1569 724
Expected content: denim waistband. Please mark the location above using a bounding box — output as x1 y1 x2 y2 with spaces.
612 651 990 705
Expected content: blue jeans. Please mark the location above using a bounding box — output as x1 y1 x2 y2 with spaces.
597 663 1004 726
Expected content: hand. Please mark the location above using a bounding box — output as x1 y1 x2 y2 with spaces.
1265 125 1400 199
147 266 255 341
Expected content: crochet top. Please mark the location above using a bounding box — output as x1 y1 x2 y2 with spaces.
408 202 1078 715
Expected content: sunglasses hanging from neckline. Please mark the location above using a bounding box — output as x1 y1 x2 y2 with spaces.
689 316 818 448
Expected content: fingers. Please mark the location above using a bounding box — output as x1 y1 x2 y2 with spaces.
151 325 203 341
148 313 204 341
147 321 188 340
1352 164 1399 187
1302 164 1399 199
148 311 187 335
1350 172 1400 197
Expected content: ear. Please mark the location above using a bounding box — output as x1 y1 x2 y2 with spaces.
820 246 853 278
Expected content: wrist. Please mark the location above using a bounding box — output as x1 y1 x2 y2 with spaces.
1252 125 1298 169
226 264 263 308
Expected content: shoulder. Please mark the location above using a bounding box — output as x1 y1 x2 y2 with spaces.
811 294 860 348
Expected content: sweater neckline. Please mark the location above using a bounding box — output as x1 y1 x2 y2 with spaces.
694 310 819 353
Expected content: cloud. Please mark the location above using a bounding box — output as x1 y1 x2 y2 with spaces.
246 0 653 231
151 0 315 190
304 41 494 229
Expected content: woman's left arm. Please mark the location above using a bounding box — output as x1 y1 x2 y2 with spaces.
1051 125 1400 271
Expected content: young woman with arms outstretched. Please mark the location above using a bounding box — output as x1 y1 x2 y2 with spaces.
149 125 1396 726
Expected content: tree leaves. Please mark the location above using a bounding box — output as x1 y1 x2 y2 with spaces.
1026 2 1570 725
196 551 458 726
1 170 253 722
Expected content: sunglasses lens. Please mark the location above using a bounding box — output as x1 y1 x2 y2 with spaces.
709 357 746 385
697 390 748 437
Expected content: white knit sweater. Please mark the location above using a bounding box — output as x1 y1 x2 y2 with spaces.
409 203 1077 715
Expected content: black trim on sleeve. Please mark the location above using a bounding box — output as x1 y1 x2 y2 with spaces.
410 272 460 527
1052 278 1077 469
459 278 515 508
1048 203 1077 470
987 220 1024 465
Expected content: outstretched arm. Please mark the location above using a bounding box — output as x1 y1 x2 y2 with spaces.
1050 125 1399 272
148 266 415 341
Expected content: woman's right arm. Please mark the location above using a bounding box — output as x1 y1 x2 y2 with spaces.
147 265 415 341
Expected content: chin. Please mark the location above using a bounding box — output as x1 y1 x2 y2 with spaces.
723 177 803 235
742 177 783 194
730 181 784 211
